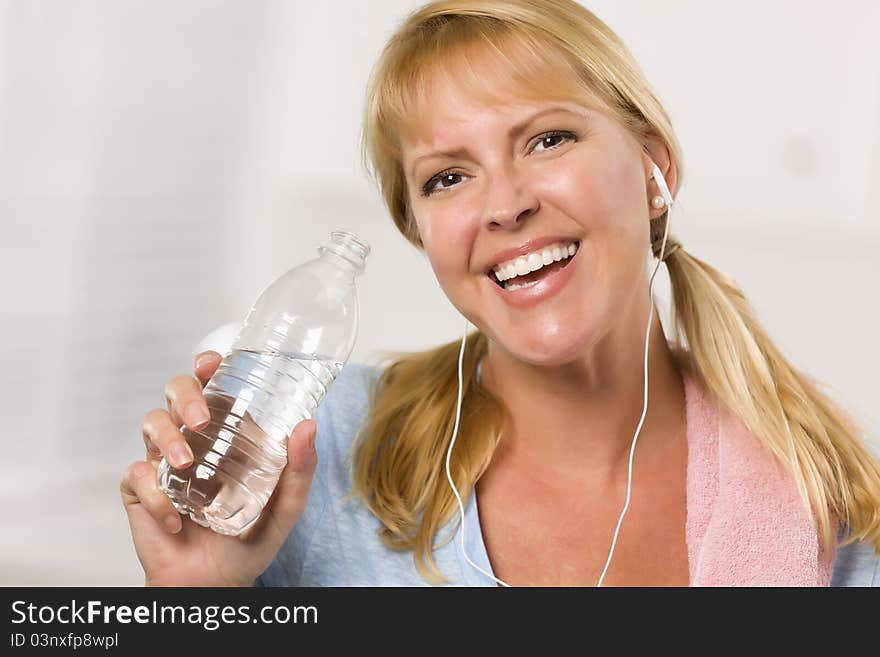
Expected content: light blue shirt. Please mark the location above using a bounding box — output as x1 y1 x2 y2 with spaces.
255 362 879 587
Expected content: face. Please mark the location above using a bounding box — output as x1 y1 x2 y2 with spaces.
401 74 665 367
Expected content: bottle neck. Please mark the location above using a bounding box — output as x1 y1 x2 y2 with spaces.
318 231 370 276
317 248 363 278
318 230 369 276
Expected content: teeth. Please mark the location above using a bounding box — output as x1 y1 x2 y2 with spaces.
492 241 578 283
527 252 543 272
506 279 540 291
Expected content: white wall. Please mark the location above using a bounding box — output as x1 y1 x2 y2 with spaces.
0 0 876 585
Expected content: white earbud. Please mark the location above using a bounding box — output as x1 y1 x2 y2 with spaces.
651 162 674 208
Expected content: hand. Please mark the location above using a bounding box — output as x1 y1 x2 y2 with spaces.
120 351 318 586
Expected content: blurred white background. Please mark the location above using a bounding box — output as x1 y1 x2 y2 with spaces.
0 0 877 585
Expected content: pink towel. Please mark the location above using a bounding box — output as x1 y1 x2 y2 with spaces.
683 373 836 586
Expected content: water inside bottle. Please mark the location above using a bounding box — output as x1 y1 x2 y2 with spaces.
157 348 343 535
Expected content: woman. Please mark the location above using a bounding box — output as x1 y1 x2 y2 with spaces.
121 0 880 586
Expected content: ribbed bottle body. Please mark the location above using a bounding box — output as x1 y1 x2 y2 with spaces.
157 348 342 535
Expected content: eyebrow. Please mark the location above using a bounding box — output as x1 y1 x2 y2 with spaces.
408 106 586 179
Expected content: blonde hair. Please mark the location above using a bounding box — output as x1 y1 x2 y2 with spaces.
354 0 880 583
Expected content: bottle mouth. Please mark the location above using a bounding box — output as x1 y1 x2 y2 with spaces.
330 230 370 259
318 230 370 274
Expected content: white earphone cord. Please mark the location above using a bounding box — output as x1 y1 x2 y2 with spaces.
445 163 674 588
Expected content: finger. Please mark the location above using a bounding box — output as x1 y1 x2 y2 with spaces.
193 351 222 388
142 408 193 468
263 419 318 536
120 460 183 534
164 375 211 431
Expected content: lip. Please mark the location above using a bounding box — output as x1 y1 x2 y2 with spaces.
487 240 581 309
483 235 581 274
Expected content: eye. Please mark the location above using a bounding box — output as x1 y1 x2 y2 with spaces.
419 130 579 198
420 170 466 198
531 130 577 154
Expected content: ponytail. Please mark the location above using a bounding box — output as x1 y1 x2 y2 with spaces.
351 331 508 583
663 242 880 554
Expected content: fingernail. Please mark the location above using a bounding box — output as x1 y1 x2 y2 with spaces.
170 442 193 468
193 353 217 370
164 513 182 534
308 433 316 452
185 401 210 429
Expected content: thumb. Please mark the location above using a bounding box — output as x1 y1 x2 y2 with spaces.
264 418 318 534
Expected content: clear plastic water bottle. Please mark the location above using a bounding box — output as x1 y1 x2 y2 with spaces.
157 230 370 535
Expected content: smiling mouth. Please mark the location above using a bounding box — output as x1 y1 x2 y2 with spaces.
487 241 579 290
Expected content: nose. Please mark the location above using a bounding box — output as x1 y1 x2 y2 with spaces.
482 166 539 230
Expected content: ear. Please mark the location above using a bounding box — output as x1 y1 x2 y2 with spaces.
642 136 677 213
